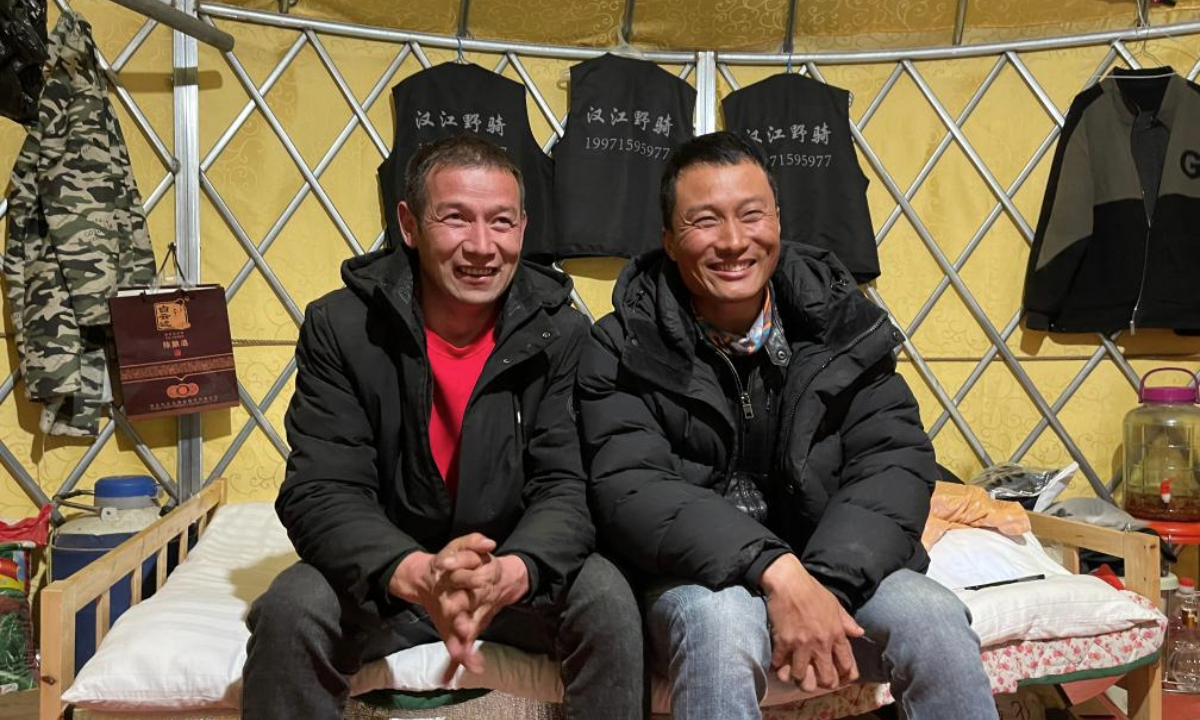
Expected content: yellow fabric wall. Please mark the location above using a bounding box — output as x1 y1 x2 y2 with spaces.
2 0 1200 517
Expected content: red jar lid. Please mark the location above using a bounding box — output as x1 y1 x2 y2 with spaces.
1146 519 1200 543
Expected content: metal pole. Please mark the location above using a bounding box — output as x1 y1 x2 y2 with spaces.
695 51 717 134
952 0 969 46
197 2 1200 64
109 0 234 51
174 0 204 500
199 2 695 62
782 0 798 55
620 0 636 45
719 19 1200 63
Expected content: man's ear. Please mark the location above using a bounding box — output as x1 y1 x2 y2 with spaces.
662 227 677 261
397 201 418 250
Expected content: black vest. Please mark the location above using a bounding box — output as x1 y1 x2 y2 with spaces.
378 62 556 262
723 74 879 282
553 54 695 259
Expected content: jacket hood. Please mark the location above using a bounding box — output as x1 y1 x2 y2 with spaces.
611 243 886 355
340 248 575 333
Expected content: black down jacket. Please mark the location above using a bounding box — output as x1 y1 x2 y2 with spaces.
577 245 935 610
277 248 594 622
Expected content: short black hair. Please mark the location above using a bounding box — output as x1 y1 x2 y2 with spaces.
404 133 525 223
659 131 778 229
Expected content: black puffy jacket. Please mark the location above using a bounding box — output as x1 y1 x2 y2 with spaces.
577 245 935 610
278 248 594 622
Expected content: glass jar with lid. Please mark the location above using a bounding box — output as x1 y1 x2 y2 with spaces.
1124 367 1200 521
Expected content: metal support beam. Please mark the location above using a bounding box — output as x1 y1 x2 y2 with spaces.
718 18 1200 64
458 0 471 40
695 51 717 134
199 2 695 63
174 0 204 499
110 0 234 51
782 0 798 55
620 0 636 45
952 0 969 46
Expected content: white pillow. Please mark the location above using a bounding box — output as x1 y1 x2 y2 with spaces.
928 527 1163 647
62 503 296 710
926 528 1070 590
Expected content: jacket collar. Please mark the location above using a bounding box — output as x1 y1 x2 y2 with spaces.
612 245 889 394
1106 67 1184 128
341 248 571 351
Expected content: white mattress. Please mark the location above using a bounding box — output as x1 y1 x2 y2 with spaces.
62 503 1163 716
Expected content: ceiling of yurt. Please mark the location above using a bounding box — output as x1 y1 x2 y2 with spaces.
212 0 1200 51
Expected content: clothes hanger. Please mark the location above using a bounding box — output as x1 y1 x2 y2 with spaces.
557 25 648 89
455 34 466 64
1089 28 1181 85
778 49 853 108
1103 4 1196 81
1129 27 1173 75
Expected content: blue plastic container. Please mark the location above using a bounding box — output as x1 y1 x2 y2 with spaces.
50 475 162 673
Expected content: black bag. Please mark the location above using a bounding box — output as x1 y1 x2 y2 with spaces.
0 0 48 125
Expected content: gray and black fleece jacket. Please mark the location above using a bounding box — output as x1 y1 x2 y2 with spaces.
1024 67 1200 334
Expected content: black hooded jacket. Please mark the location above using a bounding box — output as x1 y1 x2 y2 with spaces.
277 248 594 622
577 245 935 610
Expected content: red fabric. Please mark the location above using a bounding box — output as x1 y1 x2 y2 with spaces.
0 504 51 546
425 322 495 502
1090 563 1126 591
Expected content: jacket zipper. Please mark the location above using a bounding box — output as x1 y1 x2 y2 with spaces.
1129 122 1153 336
715 349 755 421
776 313 889 467
1130 226 1151 335
703 344 752 494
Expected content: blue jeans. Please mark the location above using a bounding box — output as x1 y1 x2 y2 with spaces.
645 569 998 720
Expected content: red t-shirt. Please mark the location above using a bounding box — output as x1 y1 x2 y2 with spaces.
425 321 496 501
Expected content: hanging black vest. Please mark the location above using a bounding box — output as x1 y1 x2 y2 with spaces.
722 74 879 282
378 62 556 262
553 54 695 259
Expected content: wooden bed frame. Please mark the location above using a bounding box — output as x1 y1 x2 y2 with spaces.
39 478 226 720
36 481 1164 720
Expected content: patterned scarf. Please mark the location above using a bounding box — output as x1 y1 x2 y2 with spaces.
696 284 775 356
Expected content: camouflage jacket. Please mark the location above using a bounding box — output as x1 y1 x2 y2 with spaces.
3 10 156 436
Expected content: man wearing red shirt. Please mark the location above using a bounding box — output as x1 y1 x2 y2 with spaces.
243 135 642 720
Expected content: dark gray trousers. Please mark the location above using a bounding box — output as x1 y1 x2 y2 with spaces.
241 553 643 720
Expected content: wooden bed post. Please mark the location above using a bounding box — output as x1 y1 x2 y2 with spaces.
38 581 72 720
1120 530 1163 720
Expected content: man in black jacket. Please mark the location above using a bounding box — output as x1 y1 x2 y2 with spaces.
242 135 642 720
577 132 996 720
